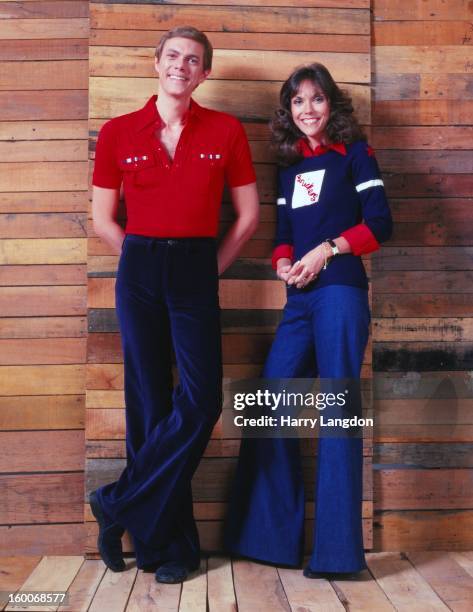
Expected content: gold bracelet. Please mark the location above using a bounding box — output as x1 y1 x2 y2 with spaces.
322 242 329 270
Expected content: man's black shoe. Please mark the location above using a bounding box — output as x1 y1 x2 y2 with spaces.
89 490 126 572
303 566 361 580
155 560 200 584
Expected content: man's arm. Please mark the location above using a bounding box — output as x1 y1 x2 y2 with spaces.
92 186 124 255
217 182 259 275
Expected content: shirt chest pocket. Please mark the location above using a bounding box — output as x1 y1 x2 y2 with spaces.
118 153 161 188
191 152 224 192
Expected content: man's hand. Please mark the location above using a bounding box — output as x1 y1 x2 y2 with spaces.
92 186 124 254
217 182 259 275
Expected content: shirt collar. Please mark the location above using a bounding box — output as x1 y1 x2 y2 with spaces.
298 138 347 158
134 95 204 132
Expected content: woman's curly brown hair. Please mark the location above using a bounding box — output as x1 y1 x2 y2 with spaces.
270 63 366 166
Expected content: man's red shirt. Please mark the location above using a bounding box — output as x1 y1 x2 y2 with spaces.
93 95 256 237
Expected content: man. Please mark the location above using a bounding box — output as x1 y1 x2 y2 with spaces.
90 26 259 584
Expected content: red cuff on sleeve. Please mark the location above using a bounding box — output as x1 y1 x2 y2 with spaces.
341 224 380 256
271 244 294 270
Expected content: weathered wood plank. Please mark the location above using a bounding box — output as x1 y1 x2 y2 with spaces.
0 121 87 141
90 0 370 7
373 371 472 399
374 469 473 510
366 552 449 611
178 558 207 611
0 316 86 339
85 457 372 503
450 552 473 579
0 338 87 364
0 286 86 316
0 525 84 556
57 559 107 612
374 20 473 45
374 270 473 292
0 162 88 192
0 473 83 524
0 556 42 609
86 389 124 409
5 556 84 612
207 556 237 612
0 38 88 61
88 277 285 310
375 399 473 426
87 332 276 364
372 126 473 149
0 2 88 19
0 192 87 213
90 78 370 124
85 516 372 555
374 74 473 102
0 364 85 396
90 47 370 83
373 100 473 126
373 0 472 21
125 569 181 612
84 499 372 523
88 307 283 334
0 212 87 238
90 4 369 35
0 140 88 162
232 560 290 611
373 247 473 272
421 74 473 100
372 318 473 342
374 46 473 74
0 60 88 90
88 567 138 612
407 551 473 611
90 28 370 53
0 18 89 40
0 430 84 472
0 395 84 430
377 150 473 174
373 511 473 550
384 174 473 198
0 264 86 287
374 294 473 318
374 443 473 469
0 90 88 121
330 569 395 611
374 425 473 443
0 239 86 265
388 221 473 246
277 566 344 610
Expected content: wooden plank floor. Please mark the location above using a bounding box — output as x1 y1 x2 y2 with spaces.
1 552 472 611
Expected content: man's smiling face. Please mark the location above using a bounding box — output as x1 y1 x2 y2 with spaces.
155 37 209 98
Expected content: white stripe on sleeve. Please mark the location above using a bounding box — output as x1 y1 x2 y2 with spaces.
277 197 286 205
355 179 384 192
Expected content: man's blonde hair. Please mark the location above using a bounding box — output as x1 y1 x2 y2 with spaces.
155 26 213 72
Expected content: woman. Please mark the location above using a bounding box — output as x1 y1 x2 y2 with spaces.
224 63 392 576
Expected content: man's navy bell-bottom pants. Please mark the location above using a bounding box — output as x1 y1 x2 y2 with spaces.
95 234 222 569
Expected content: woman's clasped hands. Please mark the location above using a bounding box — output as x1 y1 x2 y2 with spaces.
276 243 330 289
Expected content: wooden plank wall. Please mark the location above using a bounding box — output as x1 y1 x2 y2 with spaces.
371 0 473 550
0 1 88 554
2 0 470 558
85 0 374 555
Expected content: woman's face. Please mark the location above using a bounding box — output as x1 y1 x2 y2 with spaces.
290 79 330 148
